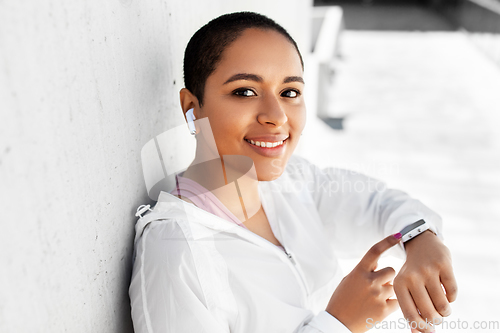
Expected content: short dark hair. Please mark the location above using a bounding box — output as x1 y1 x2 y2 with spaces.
183 11 304 106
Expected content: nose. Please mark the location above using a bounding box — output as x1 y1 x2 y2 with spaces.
257 94 288 127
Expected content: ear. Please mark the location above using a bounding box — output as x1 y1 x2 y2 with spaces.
179 88 200 119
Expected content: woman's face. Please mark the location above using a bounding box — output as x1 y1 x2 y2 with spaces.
197 28 306 181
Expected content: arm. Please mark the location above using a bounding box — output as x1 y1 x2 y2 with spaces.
325 234 403 333
394 230 458 333
129 221 231 333
288 155 443 258
288 156 456 332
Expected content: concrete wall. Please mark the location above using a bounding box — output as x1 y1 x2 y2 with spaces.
0 1 312 332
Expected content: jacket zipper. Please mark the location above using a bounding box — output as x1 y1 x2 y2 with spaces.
238 229 310 303
283 247 296 265
279 244 310 308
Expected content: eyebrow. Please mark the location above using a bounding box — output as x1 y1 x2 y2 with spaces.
283 76 304 84
223 73 304 85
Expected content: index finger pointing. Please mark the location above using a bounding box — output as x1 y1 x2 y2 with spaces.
357 233 402 271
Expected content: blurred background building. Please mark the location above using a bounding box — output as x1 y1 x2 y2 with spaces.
1 0 499 331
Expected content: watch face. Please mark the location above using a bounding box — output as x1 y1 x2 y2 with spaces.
400 219 426 236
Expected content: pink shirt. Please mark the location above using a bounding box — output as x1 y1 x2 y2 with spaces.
169 172 285 252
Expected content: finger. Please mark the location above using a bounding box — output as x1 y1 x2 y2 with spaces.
441 269 458 303
426 277 452 318
386 298 400 315
382 284 395 300
396 287 431 333
358 233 402 271
373 266 396 284
409 285 442 326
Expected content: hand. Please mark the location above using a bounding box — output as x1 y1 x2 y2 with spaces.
394 230 458 333
326 234 402 333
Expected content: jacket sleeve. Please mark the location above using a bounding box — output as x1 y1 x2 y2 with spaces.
290 155 444 259
297 311 352 333
129 220 232 333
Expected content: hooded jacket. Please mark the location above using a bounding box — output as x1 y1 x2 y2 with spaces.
129 154 443 333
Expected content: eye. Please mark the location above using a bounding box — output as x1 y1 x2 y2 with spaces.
233 88 257 97
281 89 300 98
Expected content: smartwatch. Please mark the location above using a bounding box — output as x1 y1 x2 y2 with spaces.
400 219 430 243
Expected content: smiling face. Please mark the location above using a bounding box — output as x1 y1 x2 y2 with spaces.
185 28 306 181
198 28 306 181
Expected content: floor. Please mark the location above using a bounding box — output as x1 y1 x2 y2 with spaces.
298 5 500 332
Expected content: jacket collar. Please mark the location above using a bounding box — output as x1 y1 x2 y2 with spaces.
142 184 270 238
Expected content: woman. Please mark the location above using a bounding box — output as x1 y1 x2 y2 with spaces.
129 12 457 333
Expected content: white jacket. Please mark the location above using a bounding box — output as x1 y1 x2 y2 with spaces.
129 154 443 333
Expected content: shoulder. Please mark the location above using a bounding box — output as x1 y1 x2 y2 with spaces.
136 218 193 263
285 154 379 182
281 154 337 183
273 155 384 200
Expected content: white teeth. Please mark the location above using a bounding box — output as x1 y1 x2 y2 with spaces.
245 138 287 148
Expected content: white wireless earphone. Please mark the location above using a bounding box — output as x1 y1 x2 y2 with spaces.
186 108 197 135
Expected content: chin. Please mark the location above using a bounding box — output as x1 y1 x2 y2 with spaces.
254 157 289 182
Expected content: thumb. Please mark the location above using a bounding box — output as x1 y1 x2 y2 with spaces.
357 233 402 271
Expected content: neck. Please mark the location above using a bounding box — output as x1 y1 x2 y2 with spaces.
182 155 262 223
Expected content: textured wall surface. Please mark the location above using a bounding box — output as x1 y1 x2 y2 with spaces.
0 1 311 332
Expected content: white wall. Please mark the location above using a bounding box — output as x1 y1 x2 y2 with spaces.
0 1 312 332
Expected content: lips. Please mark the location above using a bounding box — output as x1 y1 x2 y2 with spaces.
244 134 289 142
244 136 289 157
